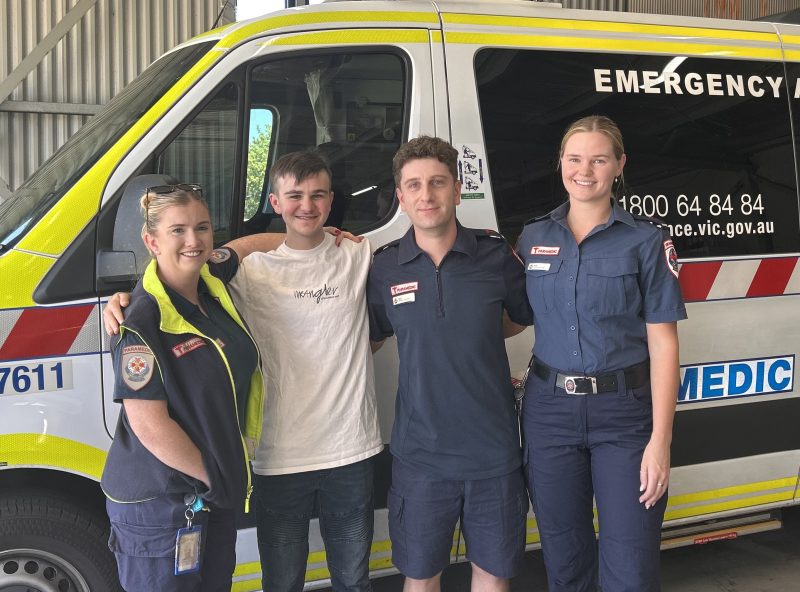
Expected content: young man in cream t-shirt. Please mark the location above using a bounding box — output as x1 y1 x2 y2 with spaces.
221 151 382 592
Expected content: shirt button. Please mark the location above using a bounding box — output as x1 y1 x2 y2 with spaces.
569 276 574 281
570 325 575 331
567 301 573 307
572 351 578 356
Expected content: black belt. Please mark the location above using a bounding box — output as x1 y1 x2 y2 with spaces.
532 358 649 395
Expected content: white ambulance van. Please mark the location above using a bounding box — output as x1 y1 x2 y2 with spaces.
1 1 798 589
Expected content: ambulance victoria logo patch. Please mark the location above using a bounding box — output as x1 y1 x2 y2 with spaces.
121 345 155 391
209 248 231 263
663 240 679 278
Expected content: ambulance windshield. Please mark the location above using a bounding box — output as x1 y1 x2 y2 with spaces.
0 41 214 250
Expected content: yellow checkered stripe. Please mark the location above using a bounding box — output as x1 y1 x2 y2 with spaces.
258 29 430 47
441 13 783 60
519 476 797 546
0 433 107 479
218 10 438 49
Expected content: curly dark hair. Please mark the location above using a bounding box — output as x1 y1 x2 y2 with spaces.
392 135 458 186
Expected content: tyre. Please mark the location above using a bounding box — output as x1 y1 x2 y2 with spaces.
0 492 122 592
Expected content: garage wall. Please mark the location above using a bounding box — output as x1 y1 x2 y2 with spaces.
0 0 234 196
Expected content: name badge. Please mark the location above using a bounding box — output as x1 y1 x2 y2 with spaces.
391 282 418 296
393 293 415 306
175 525 202 574
528 262 551 271
530 246 560 255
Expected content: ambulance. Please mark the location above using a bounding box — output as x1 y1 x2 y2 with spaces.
1 1 798 589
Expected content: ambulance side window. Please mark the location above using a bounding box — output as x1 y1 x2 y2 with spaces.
102 82 241 286
476 49 800 258
244 108 275 221
242 51 406 235
155 82 240 245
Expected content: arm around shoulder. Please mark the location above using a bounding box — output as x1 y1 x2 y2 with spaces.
224 233 285 260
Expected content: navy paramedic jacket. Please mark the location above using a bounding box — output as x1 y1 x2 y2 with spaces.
101 260 264 510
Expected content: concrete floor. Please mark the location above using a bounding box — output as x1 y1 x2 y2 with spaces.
356 507 800 592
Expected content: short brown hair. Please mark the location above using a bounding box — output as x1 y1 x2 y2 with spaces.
269 150 332 191
392 136 458 186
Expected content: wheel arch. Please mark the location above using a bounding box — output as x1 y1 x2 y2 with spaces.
0 467 106 515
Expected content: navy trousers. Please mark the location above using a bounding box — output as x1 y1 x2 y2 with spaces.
522 370 667 592
107 493 236 592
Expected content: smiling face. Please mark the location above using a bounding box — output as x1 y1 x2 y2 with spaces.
396 157 461 237
560 130 626 205
269 171 333 250
144 199 212 281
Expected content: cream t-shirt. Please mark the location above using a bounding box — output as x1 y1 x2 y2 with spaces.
228 234 382 475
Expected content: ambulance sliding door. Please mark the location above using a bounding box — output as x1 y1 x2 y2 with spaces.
442 8 800 538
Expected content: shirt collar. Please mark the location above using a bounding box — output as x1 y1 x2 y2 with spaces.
162 280 208 318
398 220 477 264
610 199 637 227
550 199 636 229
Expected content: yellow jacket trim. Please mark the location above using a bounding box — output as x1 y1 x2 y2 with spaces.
0 433 107 479
140 259 264 450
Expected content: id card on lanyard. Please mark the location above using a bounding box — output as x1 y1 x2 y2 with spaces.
175 494 205 575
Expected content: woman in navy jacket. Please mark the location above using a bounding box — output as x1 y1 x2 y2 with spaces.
101 184 263 591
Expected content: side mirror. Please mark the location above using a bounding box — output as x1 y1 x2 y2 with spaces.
97 250 138 282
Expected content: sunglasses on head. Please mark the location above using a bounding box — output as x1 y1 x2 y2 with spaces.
145 183 203 197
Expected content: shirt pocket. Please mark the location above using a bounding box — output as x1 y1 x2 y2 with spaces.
583 257 639 316
525 258 562 313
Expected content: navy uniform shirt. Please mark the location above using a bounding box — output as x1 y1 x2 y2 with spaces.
517 200 687 375
113 280 258 425
367 222 533 480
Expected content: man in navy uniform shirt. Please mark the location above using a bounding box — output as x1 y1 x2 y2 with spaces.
368 136 533 592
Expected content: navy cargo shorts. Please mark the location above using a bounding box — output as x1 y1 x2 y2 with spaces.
387 456 528 580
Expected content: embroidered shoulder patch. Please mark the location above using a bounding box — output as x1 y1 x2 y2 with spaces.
663 240 679 278
120 345 155 391
209 248 231 263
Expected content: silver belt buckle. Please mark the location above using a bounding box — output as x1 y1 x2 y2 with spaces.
564 376 597 395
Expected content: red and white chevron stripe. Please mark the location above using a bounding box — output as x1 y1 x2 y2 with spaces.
679 257 800 302
0 303 98 361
